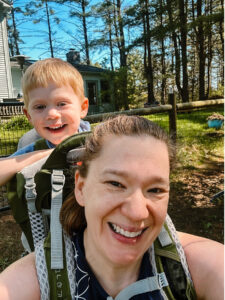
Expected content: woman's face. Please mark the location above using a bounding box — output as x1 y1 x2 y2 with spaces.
75 135 170 268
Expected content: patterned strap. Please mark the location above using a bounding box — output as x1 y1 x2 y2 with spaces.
50 170 65 269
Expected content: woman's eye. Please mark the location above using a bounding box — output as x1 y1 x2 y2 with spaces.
148 188 163 194
107 181 124 188
58 102 66 107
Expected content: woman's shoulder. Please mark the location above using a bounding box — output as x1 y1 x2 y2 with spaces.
178 232 224 300
0 253 40 300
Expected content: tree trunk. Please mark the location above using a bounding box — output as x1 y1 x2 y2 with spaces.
160 0 166 104
81 0 90 65
178 0 189 102
206 0 213 98
106 0 114 71
219 0 224 82
197 0 206 100
45 0 54 58
143 0 156 104
166 0 182 97
113 0 129 109
11 7 20 55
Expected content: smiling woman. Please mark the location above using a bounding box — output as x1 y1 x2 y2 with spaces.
0 115 223 300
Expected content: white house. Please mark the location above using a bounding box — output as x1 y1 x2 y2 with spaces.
0 0 13 102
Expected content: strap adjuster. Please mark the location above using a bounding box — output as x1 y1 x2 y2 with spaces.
25 178 37 212
157 272 168 289
51 170 65 192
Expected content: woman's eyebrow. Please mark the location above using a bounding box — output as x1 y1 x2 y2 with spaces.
102 169 129 178
102 169 169 184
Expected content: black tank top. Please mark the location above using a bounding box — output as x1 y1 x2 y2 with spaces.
72 231 164 300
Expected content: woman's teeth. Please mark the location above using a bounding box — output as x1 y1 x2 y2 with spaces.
111 223 143 238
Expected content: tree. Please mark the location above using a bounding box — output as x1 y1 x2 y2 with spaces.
57 0 91 64
24 0 57 58
92 0 115 71
112 0 129 109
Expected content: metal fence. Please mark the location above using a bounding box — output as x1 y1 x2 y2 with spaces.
0 99 224 211
0 103 32 157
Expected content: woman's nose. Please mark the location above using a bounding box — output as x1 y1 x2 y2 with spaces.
121 190 149 221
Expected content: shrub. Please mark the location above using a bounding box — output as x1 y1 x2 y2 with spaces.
3 116 32 130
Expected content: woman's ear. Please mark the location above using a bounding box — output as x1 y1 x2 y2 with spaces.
74 170 85 207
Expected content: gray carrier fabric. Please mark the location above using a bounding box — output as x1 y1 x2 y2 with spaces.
20 156 50 252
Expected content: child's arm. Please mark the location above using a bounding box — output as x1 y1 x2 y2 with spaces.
0 149 53 186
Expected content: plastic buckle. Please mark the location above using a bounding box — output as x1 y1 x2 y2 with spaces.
51 170 65 192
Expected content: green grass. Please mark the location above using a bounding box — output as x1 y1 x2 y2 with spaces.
0 107 224 165
144 107 224 169
176 107 224 168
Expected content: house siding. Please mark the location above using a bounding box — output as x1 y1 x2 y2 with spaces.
0 10 13 101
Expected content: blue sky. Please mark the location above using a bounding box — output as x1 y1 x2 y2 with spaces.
10 0 136 66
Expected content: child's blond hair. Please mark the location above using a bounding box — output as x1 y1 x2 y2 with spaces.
22 58 85 108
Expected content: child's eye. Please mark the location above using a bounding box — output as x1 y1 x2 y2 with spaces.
34 104 45 110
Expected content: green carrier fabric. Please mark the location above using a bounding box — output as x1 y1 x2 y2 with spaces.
7 139 50 251
7 132 91 253
35 215 197 300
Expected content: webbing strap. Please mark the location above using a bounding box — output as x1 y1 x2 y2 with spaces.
107 273 168 300
25 177 37 213
50 169 65 269
22 156 49 213
158 225 173 247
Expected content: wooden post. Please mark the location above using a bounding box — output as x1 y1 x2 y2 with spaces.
168 92 177 143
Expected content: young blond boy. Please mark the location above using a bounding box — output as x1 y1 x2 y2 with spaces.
0 58 90 185
12 58 90 156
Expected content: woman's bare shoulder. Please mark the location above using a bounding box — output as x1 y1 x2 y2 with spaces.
178 232 224 300
0 253 40 300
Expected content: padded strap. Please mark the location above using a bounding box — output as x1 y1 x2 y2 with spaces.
158 225 173 247
107 273 168 300
50 169 65 269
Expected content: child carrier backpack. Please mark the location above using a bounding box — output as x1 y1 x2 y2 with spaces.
35 215 197 300
7 131 90 255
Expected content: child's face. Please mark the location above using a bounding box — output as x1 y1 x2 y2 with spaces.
24 83 88 145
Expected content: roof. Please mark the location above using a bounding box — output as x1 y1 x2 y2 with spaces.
10 57 107 75
10 58 34 68
70 62 106 74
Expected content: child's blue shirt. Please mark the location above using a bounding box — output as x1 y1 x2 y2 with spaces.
11 120 91 157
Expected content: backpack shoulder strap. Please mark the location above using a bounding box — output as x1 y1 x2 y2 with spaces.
153 215 197 300
36 232 75 300
34 138 49 151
